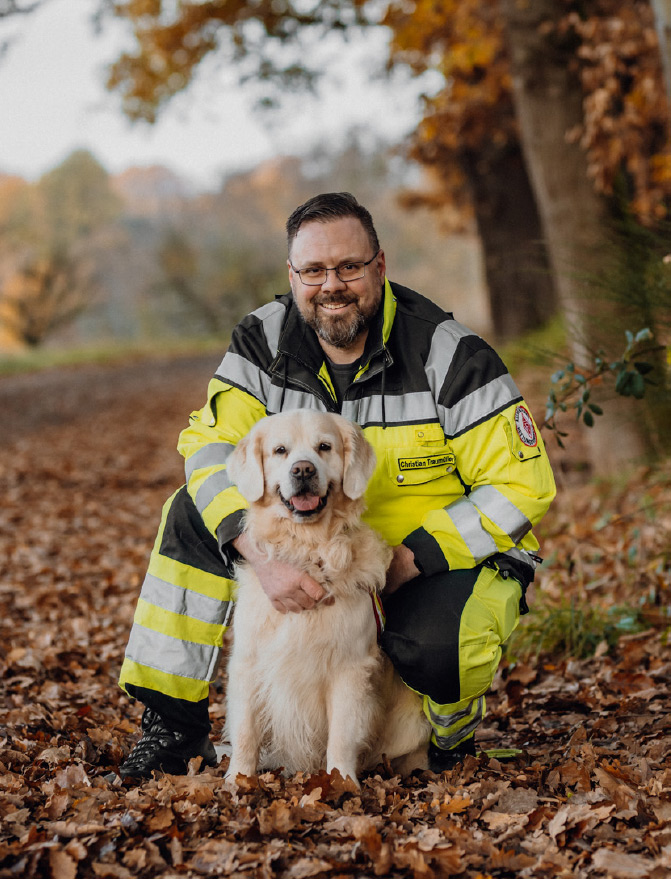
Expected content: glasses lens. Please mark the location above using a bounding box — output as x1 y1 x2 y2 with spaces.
296 260 369 285
299 268 325 285
337 262 365 282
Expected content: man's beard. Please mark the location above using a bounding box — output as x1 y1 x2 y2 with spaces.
298 294 378 349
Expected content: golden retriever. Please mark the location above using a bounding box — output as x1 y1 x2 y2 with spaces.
223 410 430 785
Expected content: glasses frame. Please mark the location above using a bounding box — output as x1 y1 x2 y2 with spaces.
290 250 381 286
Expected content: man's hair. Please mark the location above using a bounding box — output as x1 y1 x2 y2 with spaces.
286 192 380 256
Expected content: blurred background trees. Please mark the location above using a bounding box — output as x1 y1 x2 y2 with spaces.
0 138 486 346
0 150 123 347
1 0 671 472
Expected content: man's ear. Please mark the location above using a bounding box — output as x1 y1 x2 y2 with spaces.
226 426 265 502
340 419 377 499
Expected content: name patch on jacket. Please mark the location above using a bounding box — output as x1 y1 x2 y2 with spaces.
398 453 456 471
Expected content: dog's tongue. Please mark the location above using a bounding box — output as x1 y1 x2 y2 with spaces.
291 494 321 511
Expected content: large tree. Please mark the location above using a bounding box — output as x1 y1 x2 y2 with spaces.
101 0 671 467
501 0 671 467
383 0 558 340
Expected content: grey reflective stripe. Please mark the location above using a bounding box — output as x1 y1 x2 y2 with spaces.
267 385 329 415
342 390 438 426
125 623 221 682
140 573 231 626
446 497 497 562
194 468 233 515
185 442 235 482
504 547 537 571
441 373 520 437
429 696 485 750
424 320 475 397
470 485 532 544
254 300 286 359
428 693 484 728
216 352 271 403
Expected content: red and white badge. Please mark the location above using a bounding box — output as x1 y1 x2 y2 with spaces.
514 405 537 447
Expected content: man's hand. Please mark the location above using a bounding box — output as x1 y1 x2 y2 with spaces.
233 533 332 614
385 544 420 594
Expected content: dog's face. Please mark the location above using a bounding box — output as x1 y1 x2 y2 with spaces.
227 411 376 523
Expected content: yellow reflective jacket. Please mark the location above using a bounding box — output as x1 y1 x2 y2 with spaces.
178 280 556 582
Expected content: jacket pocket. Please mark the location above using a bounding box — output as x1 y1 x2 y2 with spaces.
501 404 542 462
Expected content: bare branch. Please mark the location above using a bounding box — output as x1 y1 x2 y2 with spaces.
0 0 43 18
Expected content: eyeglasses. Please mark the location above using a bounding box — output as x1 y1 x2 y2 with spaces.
290 250 380 286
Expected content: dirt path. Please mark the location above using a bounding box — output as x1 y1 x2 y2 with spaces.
1 353 221 434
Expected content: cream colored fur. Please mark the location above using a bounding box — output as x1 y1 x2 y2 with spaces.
224 410 430 785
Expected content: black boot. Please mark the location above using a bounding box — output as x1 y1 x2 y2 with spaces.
119 707 218 780
428 736 476 772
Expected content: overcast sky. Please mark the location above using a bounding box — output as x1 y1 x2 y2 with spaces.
0 0 440 190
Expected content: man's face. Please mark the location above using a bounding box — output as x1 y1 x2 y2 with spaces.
288 217 385 351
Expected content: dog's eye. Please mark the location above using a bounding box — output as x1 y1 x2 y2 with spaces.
318 442 332 452
274 446 287 455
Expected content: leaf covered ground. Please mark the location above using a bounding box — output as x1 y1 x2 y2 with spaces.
1 355 670 879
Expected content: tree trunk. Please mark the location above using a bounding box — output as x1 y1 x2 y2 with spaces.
651 0 671 101
501 0 658 473
464 145 558 341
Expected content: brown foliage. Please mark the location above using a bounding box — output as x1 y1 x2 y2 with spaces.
0 249 95 347
1 356 671 877
0 151 123 348
106 0 370 122
385 0 515 224
386 0 671 224
103 0 671 258
560 0 671 219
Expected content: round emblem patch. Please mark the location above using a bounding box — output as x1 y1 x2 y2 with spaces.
514 405 537 447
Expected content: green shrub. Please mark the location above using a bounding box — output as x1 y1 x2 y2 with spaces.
506 597 647 663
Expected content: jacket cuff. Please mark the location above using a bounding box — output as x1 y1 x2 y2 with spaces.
216 511 246 574
403 527 450 578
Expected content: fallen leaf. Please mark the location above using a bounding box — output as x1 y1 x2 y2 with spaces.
592 847 653 877
48 849 77 879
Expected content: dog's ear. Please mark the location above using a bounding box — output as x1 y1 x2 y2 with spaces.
340 420 377 499
226 426 266 502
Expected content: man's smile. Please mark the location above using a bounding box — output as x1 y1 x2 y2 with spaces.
315 297 356 313
320 302 351 311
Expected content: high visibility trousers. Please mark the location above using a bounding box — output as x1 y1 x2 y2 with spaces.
119 486 235 735
119 487 522 747
380 564 522 751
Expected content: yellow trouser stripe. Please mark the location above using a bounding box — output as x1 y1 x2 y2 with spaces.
119 657 211 702
133 598 225 647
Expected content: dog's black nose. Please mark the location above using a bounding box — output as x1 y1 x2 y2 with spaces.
291 460 316 479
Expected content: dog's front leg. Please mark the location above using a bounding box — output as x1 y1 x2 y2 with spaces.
325 659 378 786
225 673 263 782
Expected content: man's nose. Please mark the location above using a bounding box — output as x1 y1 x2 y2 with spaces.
320 267 348 293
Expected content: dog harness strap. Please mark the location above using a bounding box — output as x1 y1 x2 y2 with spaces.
371 592 385 639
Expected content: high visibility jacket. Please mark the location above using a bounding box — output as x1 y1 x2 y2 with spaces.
178 279 556 578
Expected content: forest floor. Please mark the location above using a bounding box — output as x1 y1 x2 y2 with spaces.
1 354 670 879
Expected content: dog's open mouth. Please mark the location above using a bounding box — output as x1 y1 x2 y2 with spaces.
280 491 328 517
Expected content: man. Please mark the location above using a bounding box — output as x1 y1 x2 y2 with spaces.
118 192 556 779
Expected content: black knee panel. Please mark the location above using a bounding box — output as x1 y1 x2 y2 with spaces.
380 566 482 705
